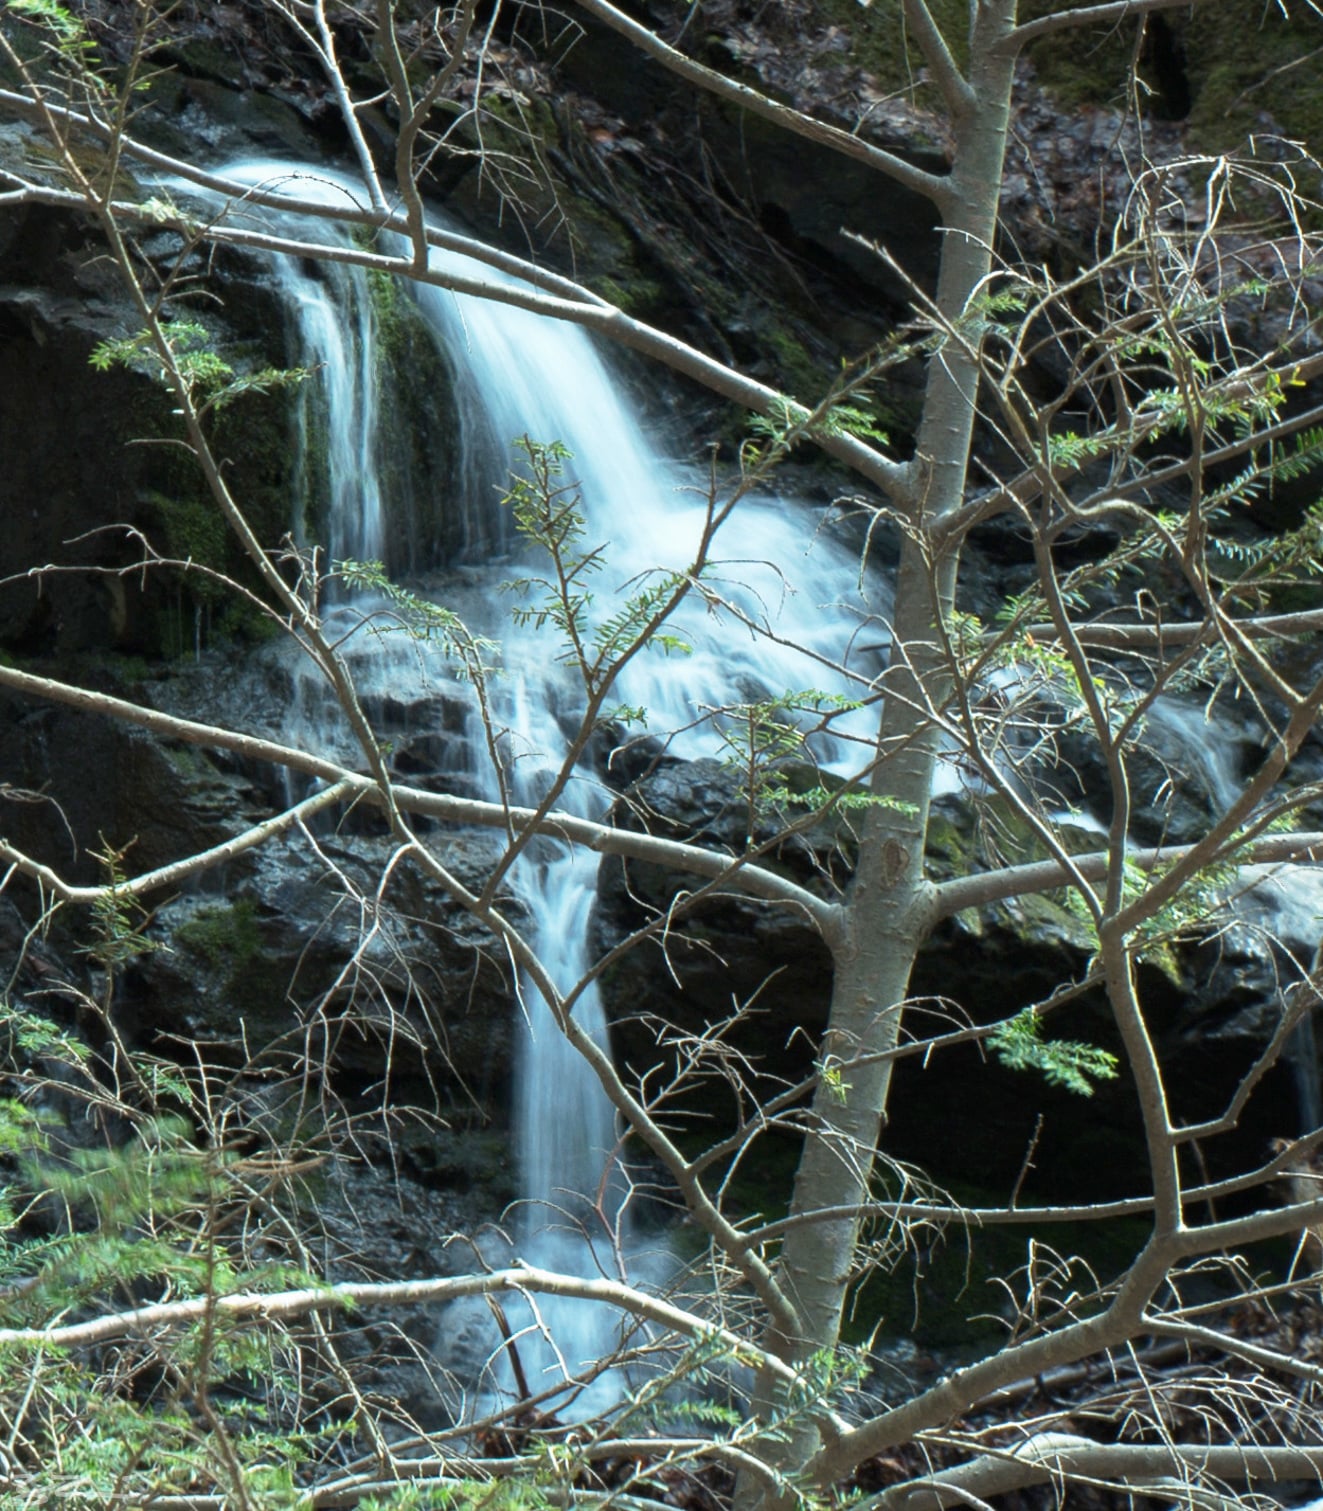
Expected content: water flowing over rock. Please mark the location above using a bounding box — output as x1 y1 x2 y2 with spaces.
118 156 890 1408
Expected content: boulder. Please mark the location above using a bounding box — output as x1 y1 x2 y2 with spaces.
594 756 845 1100
594 756 1312 1208
128 826 519 1120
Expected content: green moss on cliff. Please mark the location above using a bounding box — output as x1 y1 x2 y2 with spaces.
142 377 296 653
803 0 1323 154
808 0 972 94
924 796 1097 955
1019 0 1323 150
359 266 465 568
175 899 260 975
1182 3 1323 151
764 326 828 403
152 494 226 574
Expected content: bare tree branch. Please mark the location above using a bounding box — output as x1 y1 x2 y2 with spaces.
932 832 1323 918
567 0 952 206
0 780 355 901
0 661 840 924
0 1265 796 1389
1002 0 1217 53
870 1433 1323 1511
900 0 975 116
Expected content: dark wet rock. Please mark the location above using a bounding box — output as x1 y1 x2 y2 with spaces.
0 898 70 995
0 666 264 885
127 827 519 1119
0 644 520 1124
594 756 849 1098
1043 697 1258 847
594 760 1310 1205
287 1156 507 1430
0 125 303 658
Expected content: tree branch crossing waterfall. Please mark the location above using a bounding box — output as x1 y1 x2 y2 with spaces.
189 163 890 1414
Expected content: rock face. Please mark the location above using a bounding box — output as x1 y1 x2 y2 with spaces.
0 224 296 654
135 659 523 1133
0 645 521 1159
15 645 1300 1223
594 757 839 1101
0 157 163 652
595 760 1314 1210
128 827 518 1116
554 5 945 310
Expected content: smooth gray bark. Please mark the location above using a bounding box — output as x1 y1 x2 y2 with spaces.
741 11 1021 1499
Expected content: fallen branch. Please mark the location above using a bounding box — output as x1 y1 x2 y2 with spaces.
0 1264 796 1393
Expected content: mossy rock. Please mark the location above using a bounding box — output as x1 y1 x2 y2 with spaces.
174 899 262 977
923 793 1098 954
147 494 230 605
351 272 468 570
793 0 1323 164
807 0 972 88
846 1176 1153 1347
1020 0 1323 151
1182 2 1323 151
397 1126 519 1204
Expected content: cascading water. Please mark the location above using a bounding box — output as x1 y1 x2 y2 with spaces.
166 159 1320 1420
1114 702 1322 1133
278 254 387 568
182 163 889 1412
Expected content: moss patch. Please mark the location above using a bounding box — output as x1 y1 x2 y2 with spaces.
1018 0 1323 151
151 494 229 597
847 1178 1152 1347
174 899 261 975
924 796 1099 955
807 0 972 95
140 366 299 653
362 272 465 569
1182 2 1323 152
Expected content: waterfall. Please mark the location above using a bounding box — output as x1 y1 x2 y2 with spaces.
179 163 887 1412
279 254 388 568
1226 864 1323 1133
164 160 1321 1418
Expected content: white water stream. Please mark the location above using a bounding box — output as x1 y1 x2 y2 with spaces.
187 163 888 1412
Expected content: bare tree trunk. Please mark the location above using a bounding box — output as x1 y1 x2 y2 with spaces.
743 23 1019 1499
